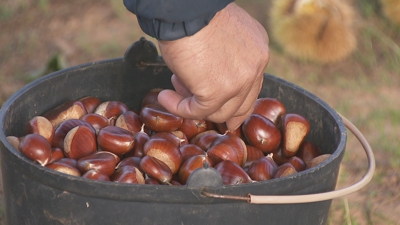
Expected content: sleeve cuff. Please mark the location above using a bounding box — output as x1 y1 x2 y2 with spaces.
136 13 216 41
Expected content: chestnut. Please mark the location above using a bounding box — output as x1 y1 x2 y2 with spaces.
48 147 65 164
81 113 110 133
55 158 78 168
25 116 55 144
253 98 286 125
82 170 111 181
63 125 97 160
214 160 252 185
178 155 213 185
125 125 150 157
274 163 297 179
307 154 332 169
145 178 160 185
247 156 278 181
78 96 101 113
143 138 183 174
46 161 81 177
178 118 207 140
19 134 52 166
141 88 163 107
140 103 183 132
151 131 184 147
245 145 265 164
289 156 306 172
6 136 21 152
209 133 247 167
281 113 310 157
97 126 135 156
111 165 145 184
179 144 206 162
42 100 87 128
215 123 244 139
52 119 96 149
272 148 291 165
296 141 322 165
139 155 172 184
207 143 239 166
242 114 281 154
190 130 221 151
115 111 142 134
77 151 120 177
94 101 129 119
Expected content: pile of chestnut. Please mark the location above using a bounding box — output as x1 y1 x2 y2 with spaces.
6 88 331 186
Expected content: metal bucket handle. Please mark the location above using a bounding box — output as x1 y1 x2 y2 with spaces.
202 113 376 204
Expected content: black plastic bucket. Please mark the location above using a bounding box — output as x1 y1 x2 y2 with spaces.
0 38 346 225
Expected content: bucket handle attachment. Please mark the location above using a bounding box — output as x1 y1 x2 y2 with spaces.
202 113 376 204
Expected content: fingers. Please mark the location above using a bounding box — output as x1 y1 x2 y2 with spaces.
171 74 192 97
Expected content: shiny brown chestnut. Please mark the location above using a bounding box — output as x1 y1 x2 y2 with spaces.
215 123 244 139
48 147 65 164
19 134 52 166
81 113 110 133
78 96 101 114
52 119 96 149
178 118 207 141
209 133 247 167
274 163 297 179
140 103 183 132
151 131 184 147
179 144 206 162
63 125 97 160
190 130 221 151
97 126 135 156
115 111 142 134
143 138 183 174
178 155 214 185
82 170 111 181
247 156 278 181
94 101 129 119
56 158 78 168
207 143 239 166
145 178 160 185
253 98 286 125
272 148 291 165
296 141 322 165
46 161 81 177
141 88 163 107
124 125 150 158
170 130 189 146
281 113 310 157
245 145 265 164
25 116 55 144
242 114 281 154
306 154 332 169
289 156 306 172
214 160 252 185
117 156 142 169
111 165 145 184
139 155 173 184
42 100 87 128
77 151 120 176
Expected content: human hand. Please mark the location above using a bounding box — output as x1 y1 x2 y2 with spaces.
157 3 270 131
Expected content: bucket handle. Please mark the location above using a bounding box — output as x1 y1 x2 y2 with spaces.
202 113 376 204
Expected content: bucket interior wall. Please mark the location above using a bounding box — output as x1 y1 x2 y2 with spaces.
0 39 346 225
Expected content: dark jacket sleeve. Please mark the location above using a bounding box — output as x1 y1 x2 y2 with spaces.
123 0 234 41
